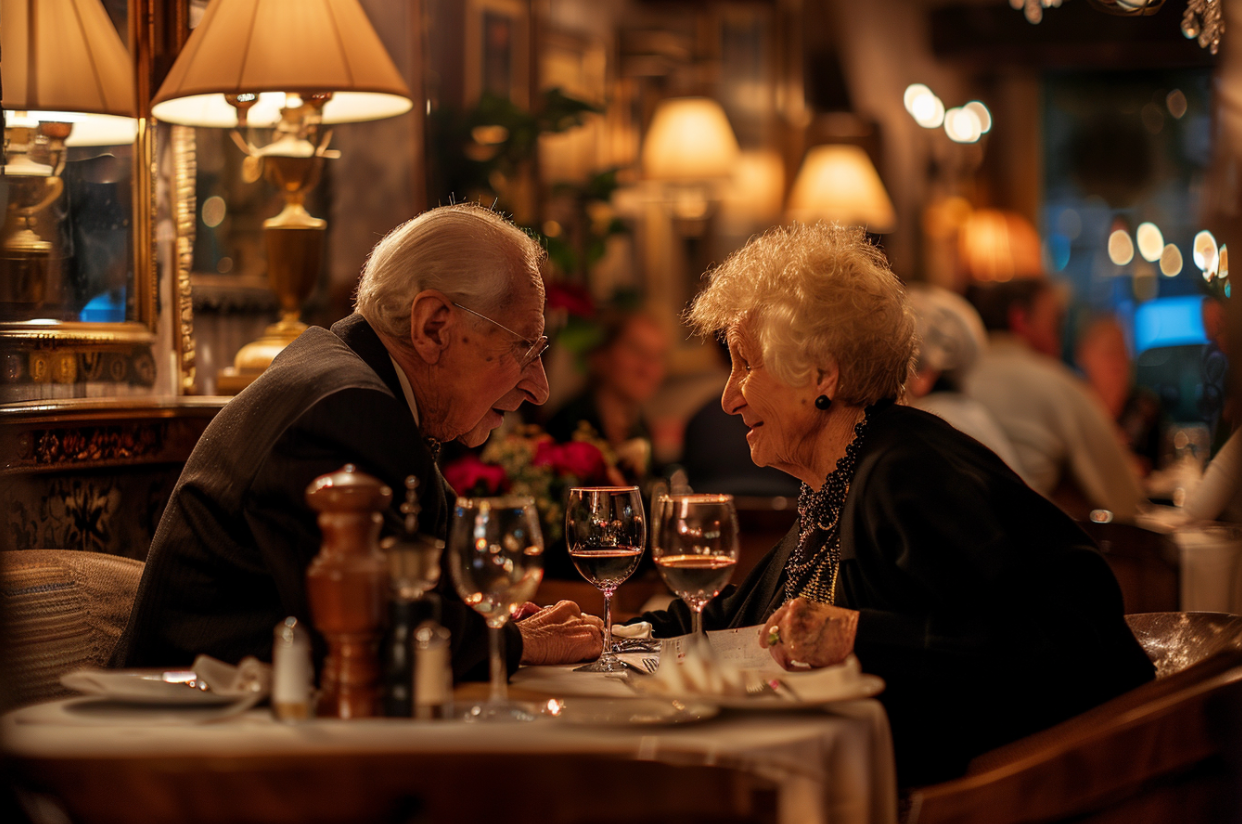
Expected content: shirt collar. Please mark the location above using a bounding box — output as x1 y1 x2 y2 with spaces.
389 355 420 427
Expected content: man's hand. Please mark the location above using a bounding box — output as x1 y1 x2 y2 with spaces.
759 597 858 670
516 600 604 665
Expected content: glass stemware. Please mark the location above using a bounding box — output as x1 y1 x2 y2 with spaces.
449 495 544 721
564 486 646 673
653 493 740 637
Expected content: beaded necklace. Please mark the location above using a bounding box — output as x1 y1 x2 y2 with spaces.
784 408 872 605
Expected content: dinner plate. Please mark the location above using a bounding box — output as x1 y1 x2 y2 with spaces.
708 672 886 710
541 696 719 726
60 669 243 706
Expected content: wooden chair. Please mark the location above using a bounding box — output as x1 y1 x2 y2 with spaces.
903 612 1242 824
1078 520 1180 613
0 550 143 709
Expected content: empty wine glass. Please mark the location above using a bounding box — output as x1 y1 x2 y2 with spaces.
449 495 544 721
565 486 645 673
653 494 739 637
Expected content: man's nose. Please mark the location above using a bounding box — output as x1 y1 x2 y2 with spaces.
522 358 550 406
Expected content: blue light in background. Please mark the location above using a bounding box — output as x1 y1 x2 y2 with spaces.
1133 295 1207 353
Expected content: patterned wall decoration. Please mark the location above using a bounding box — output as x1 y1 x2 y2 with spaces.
1 403 219 558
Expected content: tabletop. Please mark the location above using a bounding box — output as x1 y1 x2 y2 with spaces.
3 669 897 824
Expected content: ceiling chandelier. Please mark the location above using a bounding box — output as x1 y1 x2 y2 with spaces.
1011 0 1223 54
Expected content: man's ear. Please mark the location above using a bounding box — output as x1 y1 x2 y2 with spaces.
409 290 454 364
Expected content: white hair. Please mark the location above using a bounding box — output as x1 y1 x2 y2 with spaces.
354 204 545 345
688 222 915 405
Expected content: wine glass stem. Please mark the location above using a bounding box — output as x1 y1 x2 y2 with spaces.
601 590 614 660
488 625 507 705
691 605 704 636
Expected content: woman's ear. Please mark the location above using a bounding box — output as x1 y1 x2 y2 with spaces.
814 360 841 402
408 290 453 364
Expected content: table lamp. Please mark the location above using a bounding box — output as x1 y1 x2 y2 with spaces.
641 97 740 223
786 145 896 233
149 0 414 392
0 0 138 320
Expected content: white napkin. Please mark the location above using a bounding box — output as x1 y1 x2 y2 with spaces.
611 622 652 639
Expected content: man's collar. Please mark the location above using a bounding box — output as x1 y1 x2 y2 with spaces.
389 355 421 427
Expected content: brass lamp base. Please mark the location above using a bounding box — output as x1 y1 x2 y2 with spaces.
216 315 308 394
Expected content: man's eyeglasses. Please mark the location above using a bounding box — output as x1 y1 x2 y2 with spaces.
453 302 549 369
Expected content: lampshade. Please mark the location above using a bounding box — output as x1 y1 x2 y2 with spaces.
641 97 740 182
958 209 1044 283
151 0 414 127
0 0 138 146
786 145 896 233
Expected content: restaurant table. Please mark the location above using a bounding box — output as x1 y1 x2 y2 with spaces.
2 671 897 824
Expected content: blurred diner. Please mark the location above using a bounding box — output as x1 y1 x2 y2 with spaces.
636 223 1154 785
1074 314 1164 476
545 309 670 484
964 278 1146 520
905 283 1028 481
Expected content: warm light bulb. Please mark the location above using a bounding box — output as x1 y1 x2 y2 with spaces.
1193 230 1219 276
904 84 933 115
1136 222 1164 262
944 107 982 143
1160 244 1184 277
1108 230 1135 266
964 101 992 133
912 93 945 129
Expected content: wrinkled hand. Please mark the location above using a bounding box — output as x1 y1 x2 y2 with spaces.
517 601 605 665
759 597 858 670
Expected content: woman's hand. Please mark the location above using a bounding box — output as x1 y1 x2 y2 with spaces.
760 597 859 670
516 600 605 665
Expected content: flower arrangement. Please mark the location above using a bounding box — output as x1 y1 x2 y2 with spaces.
442 424 623 544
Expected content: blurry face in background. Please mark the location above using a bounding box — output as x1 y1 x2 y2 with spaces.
593 316 670 404
1013 286 1065 359
1076 318 1131 420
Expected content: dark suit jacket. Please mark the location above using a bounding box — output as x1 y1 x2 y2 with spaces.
643 402 1154 786
112 314 520 681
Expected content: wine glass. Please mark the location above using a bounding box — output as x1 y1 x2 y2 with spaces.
449 495 544 721
653 494 739 637
564 486 646 673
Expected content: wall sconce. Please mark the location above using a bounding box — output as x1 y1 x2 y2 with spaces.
0 0 138 320
641 97 740 225
150 0 413 393
786 145 896 233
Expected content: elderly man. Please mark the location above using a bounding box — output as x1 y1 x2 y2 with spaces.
113 205 602 679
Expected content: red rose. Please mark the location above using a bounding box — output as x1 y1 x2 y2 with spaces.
443 454 508 496
545 282 595 317
533 440 608 482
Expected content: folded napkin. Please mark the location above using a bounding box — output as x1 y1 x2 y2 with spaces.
633 628 872 703
611 622 652 639
60 655 271 704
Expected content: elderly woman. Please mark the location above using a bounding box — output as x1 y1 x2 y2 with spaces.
642 223 1154 786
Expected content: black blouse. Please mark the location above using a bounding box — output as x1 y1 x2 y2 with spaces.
641 402 1154 786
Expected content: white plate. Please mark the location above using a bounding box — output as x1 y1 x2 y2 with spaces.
709 673 886 709
542 696 719 725
60 669 243 706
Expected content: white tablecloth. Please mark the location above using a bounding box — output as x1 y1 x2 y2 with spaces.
4 685 896 824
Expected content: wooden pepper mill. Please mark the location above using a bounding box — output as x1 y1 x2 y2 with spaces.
305 464 391 718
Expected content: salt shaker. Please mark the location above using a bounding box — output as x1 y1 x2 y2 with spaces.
413 620 452 720
272 616 312 722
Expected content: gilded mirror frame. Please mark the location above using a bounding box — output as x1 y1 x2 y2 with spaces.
0 0 167 401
